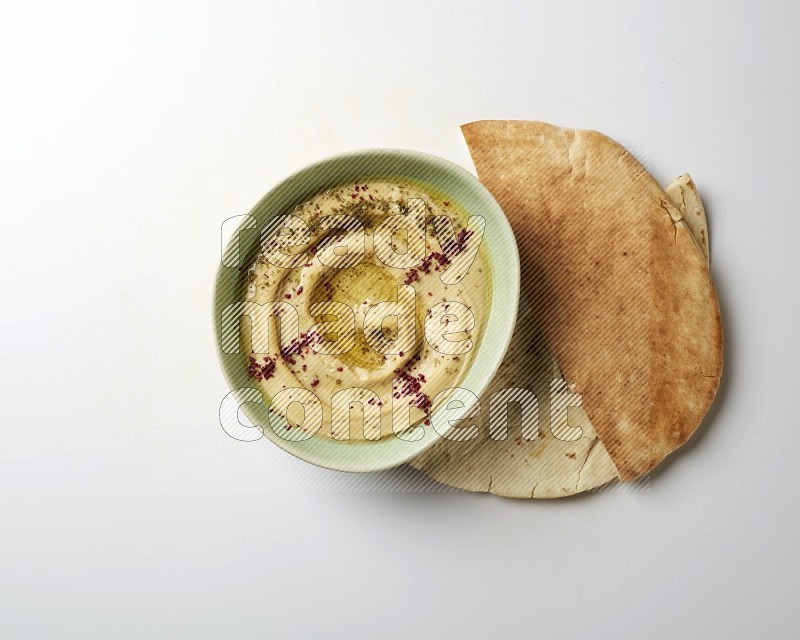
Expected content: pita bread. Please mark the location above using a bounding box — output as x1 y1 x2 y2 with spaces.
664 173 709 263
457 121 722 482
409 174 710 497
409 298 618 498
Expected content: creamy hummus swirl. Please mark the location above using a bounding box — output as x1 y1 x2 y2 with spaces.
242 180 490 440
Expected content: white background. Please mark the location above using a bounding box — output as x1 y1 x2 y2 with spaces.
2 1 797 638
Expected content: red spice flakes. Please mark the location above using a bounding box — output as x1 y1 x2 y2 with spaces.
393 368 431 410
336 366 343 372
296 286 304 295
438 228 475 257
455 228 474 253
404 250 451 285
426 252 450 271
351 193 358 199
410 393 431 410
403 269 420 285
424 418 431 426
368 194 374 201
443 201 450 207
284 293 292 299
394 368 421 394
281 330 320 361
310 378 320 387
354 185 360 192
247 356 276 381
246 357 261 379
361 184 368 190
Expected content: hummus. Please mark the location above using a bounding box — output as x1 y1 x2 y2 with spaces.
241 180 490 440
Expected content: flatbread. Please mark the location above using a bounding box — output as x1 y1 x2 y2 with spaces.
409 174 710 498
458 121 722 482
409 298 619 498
664 173 710 263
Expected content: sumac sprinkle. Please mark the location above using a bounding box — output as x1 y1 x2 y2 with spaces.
247 356 276 381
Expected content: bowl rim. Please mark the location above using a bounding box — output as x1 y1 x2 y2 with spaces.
213 147 520 472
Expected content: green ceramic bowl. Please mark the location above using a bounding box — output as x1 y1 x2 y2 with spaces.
214 149 519 472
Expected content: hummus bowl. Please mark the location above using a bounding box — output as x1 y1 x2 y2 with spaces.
214 149 519 472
